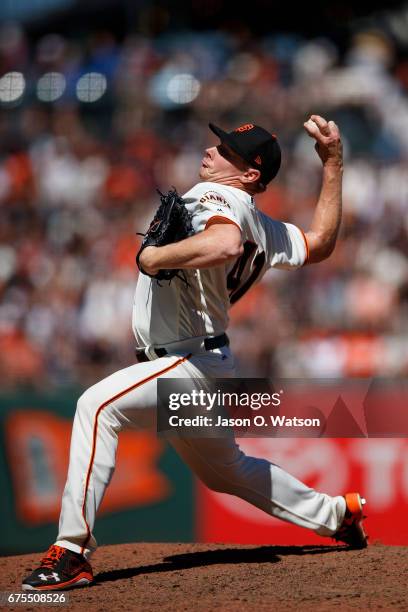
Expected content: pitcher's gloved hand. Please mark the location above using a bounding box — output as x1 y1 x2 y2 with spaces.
136 188 195 282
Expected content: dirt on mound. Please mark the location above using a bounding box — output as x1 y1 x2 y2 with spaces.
1 542 407 611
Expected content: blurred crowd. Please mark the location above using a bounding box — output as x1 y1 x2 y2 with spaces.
0 22 407 389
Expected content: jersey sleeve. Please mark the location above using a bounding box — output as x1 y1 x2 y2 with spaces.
263 216 308 270
185 187 242 234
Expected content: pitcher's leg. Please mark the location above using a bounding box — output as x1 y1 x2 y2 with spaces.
56 354 190 559
170 436 346 535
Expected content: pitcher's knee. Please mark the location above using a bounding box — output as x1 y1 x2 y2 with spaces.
200 467 244 494
212 453 266 492
76 386 105 421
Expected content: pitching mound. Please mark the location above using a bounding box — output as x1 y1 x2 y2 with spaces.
2 542 407 611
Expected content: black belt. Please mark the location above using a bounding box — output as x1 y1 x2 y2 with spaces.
135 333 229 363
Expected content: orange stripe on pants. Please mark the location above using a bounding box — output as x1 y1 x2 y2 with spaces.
80 354 191 555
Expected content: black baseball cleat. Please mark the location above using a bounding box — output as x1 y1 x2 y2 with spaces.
332 492 368 549
22 545 93 591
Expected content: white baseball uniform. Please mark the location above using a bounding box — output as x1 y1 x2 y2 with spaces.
55 181 346 559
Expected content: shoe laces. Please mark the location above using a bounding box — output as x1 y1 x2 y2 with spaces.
40 545 66 569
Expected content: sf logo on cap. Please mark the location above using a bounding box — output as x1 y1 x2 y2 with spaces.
235 124 254 132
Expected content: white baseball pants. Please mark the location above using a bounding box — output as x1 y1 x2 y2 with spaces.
55 345 346 559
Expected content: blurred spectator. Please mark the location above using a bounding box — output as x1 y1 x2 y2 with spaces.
0 23 407 389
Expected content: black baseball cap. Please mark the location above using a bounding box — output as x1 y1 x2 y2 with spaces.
208 122 281 185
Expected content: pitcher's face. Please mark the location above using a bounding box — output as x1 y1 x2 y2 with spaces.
199 143 248 182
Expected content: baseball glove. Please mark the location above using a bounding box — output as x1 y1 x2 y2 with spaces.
136 187 195 283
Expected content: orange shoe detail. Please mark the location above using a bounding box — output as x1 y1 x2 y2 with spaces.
22 545 93 591
344 492 364 518
40 545 66 569
333 492 368 549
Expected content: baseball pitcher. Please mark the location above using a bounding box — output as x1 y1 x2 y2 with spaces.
22 115 367 591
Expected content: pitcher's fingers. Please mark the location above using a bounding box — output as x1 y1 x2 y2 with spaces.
304 119 320 138
310 115 330 135
328 120 340 139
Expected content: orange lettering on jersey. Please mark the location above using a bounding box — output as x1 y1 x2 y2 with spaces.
200 191 231 209
234 124 254 132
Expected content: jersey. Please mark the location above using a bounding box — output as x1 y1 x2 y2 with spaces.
132 181 308 348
